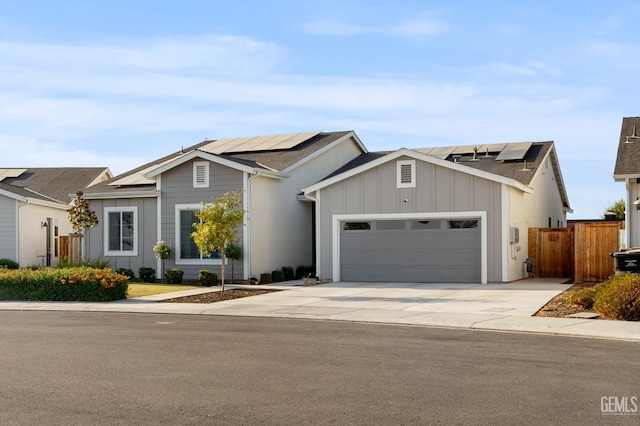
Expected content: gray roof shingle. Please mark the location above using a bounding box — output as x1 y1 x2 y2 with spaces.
614 117 640 177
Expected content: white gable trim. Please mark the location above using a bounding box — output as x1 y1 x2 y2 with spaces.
280 132 368 175
304 148 532 195
144 150 282 179
0 188 26 201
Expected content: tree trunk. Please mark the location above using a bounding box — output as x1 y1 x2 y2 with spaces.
220 246 226 292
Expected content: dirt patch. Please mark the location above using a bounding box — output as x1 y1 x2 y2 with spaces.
165 288 280 303
534 282 597 318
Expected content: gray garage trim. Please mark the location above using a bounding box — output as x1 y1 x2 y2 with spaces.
332 212 488 284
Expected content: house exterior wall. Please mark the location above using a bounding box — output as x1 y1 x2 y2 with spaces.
0 195 17 261
248 135 364 278
18 203 71 267
626 179 640 247
315 156 504 282
503 153 568 281
86 197 158 274
160 159 245 280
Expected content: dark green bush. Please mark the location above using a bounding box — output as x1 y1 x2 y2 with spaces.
58 258 111 269
199 270 218 287
138 267 156 282
0 259 19 269
282 266 294 281
271 269 284 282
295 265 314 279
164 268 184 284
0 267 128 301
116 268 135 280
260 272 273 284
593 273 640 321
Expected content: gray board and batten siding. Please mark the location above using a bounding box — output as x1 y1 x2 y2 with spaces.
317 155 504 283
160 159 245 280
0 195 16 260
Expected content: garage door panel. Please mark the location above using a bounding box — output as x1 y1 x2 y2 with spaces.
340 219 481 283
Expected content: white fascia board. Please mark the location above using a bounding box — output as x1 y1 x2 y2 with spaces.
82 190 159 200
613 173 640 182
144 149 279 179
0 188 26 201
544 145 572 212
304 148 532 195
280 131 368 175
24 197 69 210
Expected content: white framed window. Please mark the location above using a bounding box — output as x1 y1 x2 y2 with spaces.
104 207 138 256
397 160 416 188
193 161 209 188
175 204 223 265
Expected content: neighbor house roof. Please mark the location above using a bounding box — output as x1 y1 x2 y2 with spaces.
0 168 111 204
84 131 362 198
613 116 640 180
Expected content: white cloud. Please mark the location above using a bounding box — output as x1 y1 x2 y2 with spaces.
301 14 449 38
390 17 449 37
300 18 375 36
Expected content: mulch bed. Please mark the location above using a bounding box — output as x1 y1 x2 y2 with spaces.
534 282 596 318
165 288 280 304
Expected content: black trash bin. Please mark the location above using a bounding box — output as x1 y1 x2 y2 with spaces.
610 248 640 273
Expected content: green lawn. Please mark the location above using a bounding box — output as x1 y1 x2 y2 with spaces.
127 283 199 298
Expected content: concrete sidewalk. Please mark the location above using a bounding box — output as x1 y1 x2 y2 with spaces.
1 279 639 342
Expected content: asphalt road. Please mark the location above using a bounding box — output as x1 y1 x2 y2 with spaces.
0 312 638 425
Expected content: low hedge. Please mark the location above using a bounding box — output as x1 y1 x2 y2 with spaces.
0 258 19 270
0 267 128 302
199 270 218 287
568 273 640 321
164 268 184 284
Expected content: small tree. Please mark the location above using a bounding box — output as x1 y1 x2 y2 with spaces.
153 241 173 280
603 199 625 220
191 191 245 292
67 191 99 235
226 242 242 284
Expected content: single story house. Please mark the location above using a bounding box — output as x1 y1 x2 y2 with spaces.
613 116 640 247
303 141 571 283
81 132 366 280
0 168 112 267
82 131 570 284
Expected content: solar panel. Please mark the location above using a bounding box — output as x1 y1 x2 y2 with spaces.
495 142 533 161
477 143 507 154
425 146 456 159
200 131 320 154
0 168 26 181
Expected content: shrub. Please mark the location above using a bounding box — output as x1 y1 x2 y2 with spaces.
259 272 273 284
282 266 294 281
164 268 184 284
116 268 135 280
592 273 640 321
139 267 156 283
271 269 284 282
567 287 599 309
82 258 111 269
295 265 314 279
0 259 19 270
199 270 218 287
0 267 128 301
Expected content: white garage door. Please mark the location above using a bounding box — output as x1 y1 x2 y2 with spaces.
340 218 481 283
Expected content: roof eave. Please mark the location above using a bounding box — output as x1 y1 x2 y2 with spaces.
82 190 159 200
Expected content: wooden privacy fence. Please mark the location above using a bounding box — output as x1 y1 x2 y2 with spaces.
528 222 622 283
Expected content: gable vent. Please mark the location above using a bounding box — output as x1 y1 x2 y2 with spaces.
397 160 416 188
193 161 209 188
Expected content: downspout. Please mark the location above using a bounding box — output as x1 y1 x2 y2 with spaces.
16 200 28 266
304 191 320 279
245 171 259 280
625 178 631 248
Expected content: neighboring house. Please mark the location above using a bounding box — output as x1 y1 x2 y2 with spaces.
303 141 571 283
0 168 112 267
613 116 640 247
81 132 366 280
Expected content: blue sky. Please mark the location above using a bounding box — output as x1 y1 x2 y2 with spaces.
0 1 636 218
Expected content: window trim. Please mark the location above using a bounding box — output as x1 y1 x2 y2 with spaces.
397 160 416 188
193 161 209 188
104 206 138 256
175 204 224 265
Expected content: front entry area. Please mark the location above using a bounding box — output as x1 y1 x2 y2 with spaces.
339 218 481 283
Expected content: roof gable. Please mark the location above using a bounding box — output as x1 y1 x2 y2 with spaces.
305 141 571 212
614 116 640 179
0 168 111 204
